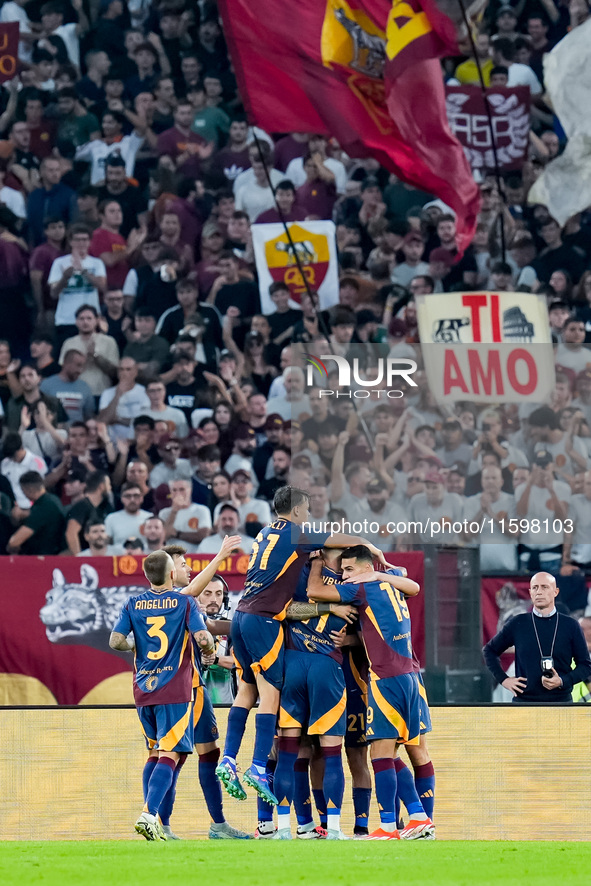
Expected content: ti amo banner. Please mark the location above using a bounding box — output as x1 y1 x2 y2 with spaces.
445 85 531 172
0 23 18 83
416 291 555 403
252 220 340 312
0 552 424 705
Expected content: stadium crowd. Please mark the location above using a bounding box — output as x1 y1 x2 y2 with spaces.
1 0 591 581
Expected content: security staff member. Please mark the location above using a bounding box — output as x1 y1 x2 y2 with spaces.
483 572 591 703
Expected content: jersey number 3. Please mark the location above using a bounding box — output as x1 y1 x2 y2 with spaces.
147 616 169 660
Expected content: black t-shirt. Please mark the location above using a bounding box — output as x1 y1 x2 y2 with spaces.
38 361 60 379
532 244 587 284
444 246 478 291
96 185 147 238
214 280 260 318
268 308 302 341
166 374 209 422
135 267 178 320
101 308 132 353
66 495 112 550
22 493 66 555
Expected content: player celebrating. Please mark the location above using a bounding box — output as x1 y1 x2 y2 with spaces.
307 546 435 841
109 550 214 842
162 539 251 840
215 486 388 806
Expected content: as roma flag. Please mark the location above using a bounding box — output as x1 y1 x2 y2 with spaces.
219 0 480 250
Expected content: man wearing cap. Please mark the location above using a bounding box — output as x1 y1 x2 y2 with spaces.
529 405 587 478
223 469 272 529
159 478 212 549
253 414 284 483
495 5 519 40
224 424 258 486
104 481 153 547
513 449 571 573
428 248 454 292
391 233 429 288
408 470 464 544
149 433 192 489
435 419 474 468
197 503 254 555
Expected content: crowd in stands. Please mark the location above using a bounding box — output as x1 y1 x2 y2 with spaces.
1 0 591 576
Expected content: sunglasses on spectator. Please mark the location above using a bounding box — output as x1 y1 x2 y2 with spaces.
407 476 423 482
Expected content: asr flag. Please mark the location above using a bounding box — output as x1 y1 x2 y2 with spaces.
252 220 340 313
219 0 480 251
0 23 18 83
416 291 555 403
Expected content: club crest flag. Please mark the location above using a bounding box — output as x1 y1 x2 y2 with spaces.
0 23 18 83
219 0 480 251
252 221 339 313
416 291 555 403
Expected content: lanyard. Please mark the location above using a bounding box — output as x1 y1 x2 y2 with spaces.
531 611 559 660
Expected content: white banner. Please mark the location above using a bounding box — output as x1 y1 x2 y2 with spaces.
416 291 555 403
252 220 339 314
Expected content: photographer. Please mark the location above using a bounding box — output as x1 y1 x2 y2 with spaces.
197 574 236 704
483 572 591 703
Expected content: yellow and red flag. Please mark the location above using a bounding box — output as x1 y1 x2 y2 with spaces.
219 0 480 250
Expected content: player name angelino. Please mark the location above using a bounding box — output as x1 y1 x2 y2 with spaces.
135 597 179 610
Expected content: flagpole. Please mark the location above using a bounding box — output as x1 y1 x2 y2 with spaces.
456 0 507 262
251 132 376 455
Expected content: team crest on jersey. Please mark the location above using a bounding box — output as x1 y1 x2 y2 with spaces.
145 675 159 691
39 565 144 656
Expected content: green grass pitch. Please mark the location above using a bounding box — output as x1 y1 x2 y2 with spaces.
2 842 591 886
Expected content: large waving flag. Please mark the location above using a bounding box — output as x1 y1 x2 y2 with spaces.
219 0 480 250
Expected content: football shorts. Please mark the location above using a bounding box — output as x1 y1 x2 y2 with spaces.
365 673 421 745
193 682 219 745
231 610 284 689
137 700 194 754
279 650 347 736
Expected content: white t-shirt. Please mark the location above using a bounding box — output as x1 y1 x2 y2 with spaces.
554 343 591 374
534 438 587 478
357 499 408 551
567 494 591 564
158 502 212 549
98 383 150 441
391 262 430 288
48 254 106 326
59 333 120 396
408 492 465 544
213 497 271 528
512 481 571 546
463 491 517 573
507 63 542 95
75 133 144 185
233 166 283 195
142 406 188 438
53 22 80 67
104 508 152 546
235 183 277 221
1 450 48 508
197 532 253 555
149 458 192 489
285 156 348 194
0 185 26 219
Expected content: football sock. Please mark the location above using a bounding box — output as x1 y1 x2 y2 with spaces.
294 757 314 826
257 759 277 823
312 788 327 828
142 755 158 802
372 757 398 832
322 745 344 832
159 753 187 826
274 737 299 831
146 757 176 817
413 761 436 819
223 706 249 761
352 786 372 833
252 713 277 769
199 749 225 824
394 757 425 817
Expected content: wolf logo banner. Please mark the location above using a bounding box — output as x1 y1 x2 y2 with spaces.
219 0 480 250
416 292 555 403
252 221 339 313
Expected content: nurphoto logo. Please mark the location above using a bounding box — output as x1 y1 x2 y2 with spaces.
304 353 418 399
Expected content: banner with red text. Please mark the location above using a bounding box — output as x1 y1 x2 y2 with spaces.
0 553 424 705
0 23 18 83
445 86 531 172
252 220 340 311
416 291 555 403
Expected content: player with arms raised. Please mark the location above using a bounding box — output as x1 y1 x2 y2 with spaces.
215 486 389 806
109 550 214 841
